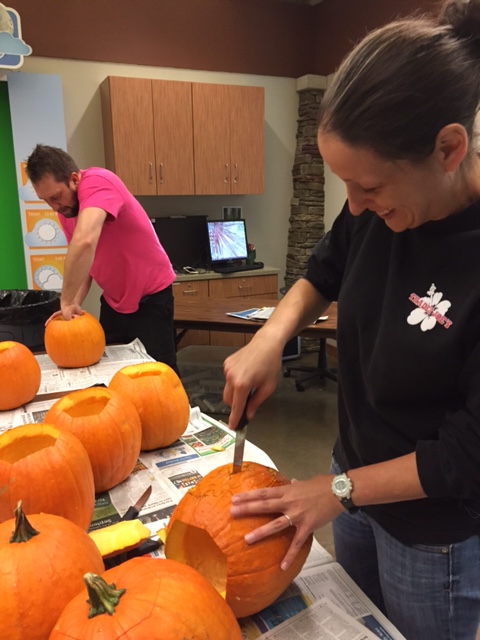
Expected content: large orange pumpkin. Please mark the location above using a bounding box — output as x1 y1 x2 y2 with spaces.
49 557 242 640
44 312 105 368
44 386 142 493
0 502 104 640
0 423 95 530
0 341 41 410
165 461 313 618
109 361 190 451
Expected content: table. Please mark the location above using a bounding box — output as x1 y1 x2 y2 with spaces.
174 297 338 390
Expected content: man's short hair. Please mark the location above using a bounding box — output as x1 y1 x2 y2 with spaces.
26 144 79 184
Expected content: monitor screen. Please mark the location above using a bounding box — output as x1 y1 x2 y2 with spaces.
152 216 209 271
207 220 248 264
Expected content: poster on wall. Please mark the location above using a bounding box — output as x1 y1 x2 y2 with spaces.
7 72 68 290
0 3 32 70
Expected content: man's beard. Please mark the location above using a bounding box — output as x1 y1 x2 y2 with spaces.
61 193 80 218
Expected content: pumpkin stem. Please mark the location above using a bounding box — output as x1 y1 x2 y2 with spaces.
83 573 126 618
9 500 39 543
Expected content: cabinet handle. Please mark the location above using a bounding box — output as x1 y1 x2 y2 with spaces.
149 162 153 184
224 164 229 183
233 164 239 184
159 163 164 184
183 289 199 296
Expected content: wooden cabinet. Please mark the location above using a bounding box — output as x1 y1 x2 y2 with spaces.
172 280 209 349
101 76 264 196
101 76 194 195
193 84 264 195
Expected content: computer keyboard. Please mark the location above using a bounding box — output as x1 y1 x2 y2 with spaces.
213 262 264 274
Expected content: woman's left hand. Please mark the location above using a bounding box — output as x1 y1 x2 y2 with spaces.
230 474 344 570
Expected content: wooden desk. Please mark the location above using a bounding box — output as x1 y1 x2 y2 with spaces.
173 297 337 340
174 298 337 391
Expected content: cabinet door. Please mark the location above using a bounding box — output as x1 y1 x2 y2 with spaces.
192 83 231 195
152 80 195 195
229 85 264 195
173 280 210 349
101 77 157 196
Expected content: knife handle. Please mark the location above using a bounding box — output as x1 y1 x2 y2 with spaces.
121 506 139 521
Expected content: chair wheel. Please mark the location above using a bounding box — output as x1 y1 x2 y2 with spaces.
295 383 305 392
283 369 291 378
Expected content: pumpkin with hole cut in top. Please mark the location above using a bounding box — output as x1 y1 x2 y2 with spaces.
0 341 41 410
165 460 313 618
0 501 104 640
48 557 242 640
109 361 190 451
44 311 105 368
44 386 142 492
0 423 95 530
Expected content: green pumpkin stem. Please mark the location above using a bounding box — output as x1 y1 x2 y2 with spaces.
9 500 39 543
84 573 126 618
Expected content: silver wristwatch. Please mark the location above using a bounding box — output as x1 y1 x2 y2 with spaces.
331 473 358 513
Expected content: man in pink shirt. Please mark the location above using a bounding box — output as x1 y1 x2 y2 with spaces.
26 144 178 372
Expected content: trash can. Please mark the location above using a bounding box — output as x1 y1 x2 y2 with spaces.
0 289 60 352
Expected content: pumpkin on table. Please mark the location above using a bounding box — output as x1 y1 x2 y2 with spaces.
165 460 313 618
0 423 95 530
44 311 105 368
109 361 190 451
0 340 41 411
0 501 104 640
44 386 142 493
49 556 242 640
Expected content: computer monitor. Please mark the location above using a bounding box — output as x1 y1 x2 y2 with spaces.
152 216 209 272
207 219 249 267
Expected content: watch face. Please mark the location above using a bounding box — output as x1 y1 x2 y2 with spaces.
332 475 351 498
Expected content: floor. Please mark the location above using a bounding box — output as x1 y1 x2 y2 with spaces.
177 345 338 558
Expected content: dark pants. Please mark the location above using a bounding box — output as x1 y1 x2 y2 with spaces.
99 286 179 375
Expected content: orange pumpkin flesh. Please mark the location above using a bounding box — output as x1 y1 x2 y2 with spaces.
0 341 41 410
0 423 95 530
166 461 313 618
109 361 190 451
0 502 104 640
44 311 105 368
44 387 142 493
49 557 242 640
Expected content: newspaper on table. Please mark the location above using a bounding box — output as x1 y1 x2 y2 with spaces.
0 340 405 640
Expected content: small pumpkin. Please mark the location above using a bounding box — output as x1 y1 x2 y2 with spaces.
0 423 95 530
44 311 105 368
165 461 313 618
0 341 41 410
0 501 104 640
109 361 190 451
44 386 142 492
49 557 242 640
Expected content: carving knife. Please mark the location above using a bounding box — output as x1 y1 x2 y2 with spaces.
232 395 251 474
121 485 152 521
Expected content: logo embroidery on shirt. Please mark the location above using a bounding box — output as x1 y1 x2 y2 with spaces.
408 284 453 331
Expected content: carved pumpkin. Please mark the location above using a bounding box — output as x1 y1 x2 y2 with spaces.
109 362 190 451
49 557 242 640
44 386 142 492
0 423 95 530
44 311 105 368
0 502 104 640
0 341 41 410
166 461 313 618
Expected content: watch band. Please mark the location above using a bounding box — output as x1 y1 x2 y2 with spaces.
331 472 359 514
339 495 358 513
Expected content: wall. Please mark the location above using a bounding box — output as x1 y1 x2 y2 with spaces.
19 57 299 316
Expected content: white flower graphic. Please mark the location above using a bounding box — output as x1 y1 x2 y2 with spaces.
407 284 451 332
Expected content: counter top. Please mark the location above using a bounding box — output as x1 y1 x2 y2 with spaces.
174 266 280 282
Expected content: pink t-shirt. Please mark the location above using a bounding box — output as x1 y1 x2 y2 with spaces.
59 168 175 313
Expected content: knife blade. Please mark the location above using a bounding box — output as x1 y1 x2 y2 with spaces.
121 485 152 521
232 395 251 474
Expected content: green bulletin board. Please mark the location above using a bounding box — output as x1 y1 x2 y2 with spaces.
0 81 27 289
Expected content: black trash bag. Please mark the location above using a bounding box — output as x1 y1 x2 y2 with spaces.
0 289 60 351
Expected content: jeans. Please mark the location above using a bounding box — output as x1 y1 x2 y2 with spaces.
330 456 480 640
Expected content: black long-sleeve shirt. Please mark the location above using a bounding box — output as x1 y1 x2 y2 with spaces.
306 201 480 544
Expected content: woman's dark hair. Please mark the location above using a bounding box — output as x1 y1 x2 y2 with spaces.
318 0 480 162
26 144 79 184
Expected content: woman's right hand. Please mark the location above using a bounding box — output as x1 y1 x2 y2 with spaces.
223 332 284 430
